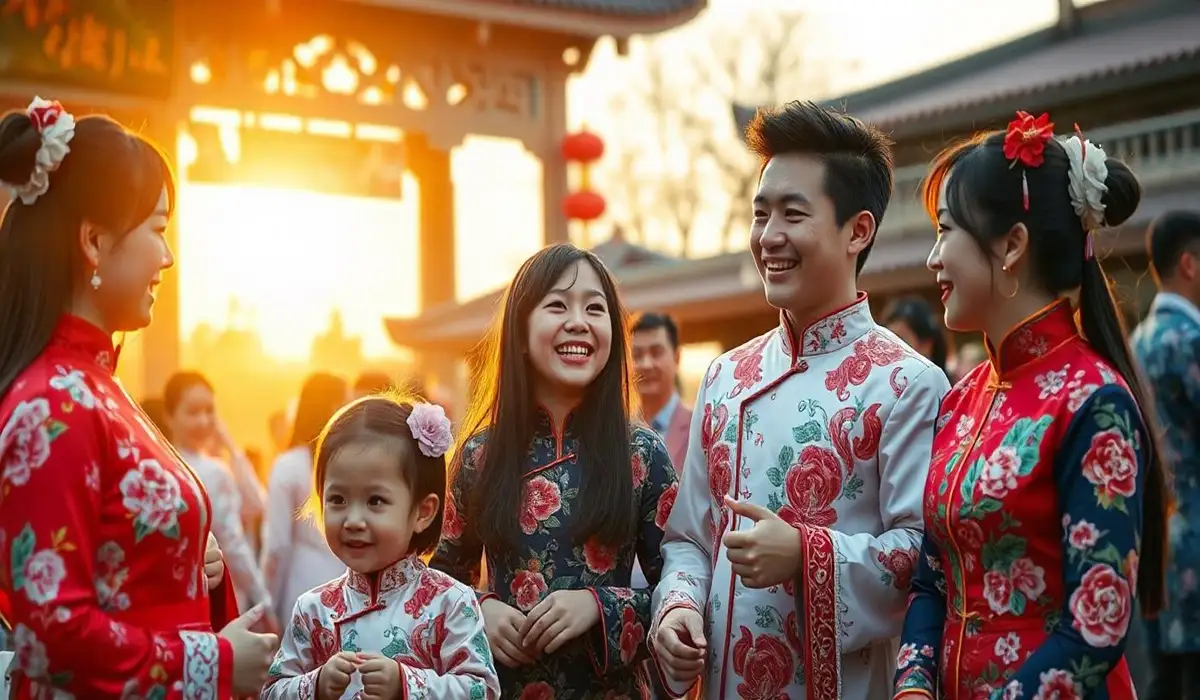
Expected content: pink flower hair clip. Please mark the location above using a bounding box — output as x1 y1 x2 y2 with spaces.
406 403 452 458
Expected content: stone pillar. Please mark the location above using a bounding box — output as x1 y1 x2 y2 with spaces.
542 70 569 246
407 132 463 403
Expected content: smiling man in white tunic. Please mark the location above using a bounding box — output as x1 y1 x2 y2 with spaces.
649 100 951 700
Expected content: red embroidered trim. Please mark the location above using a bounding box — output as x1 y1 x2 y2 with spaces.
801 525 840 700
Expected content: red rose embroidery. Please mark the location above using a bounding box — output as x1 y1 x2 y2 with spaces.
878 547 918 591
441 493 464 541
703 403 733 503
519 477 562 534
583 539 616 575
1069 564 1131 647
308 615 337 666
1067 520 1100 550
779 445 843 528
655 482 678 530
824 334 906 401
1033 668 1080 700
983 570 1013 614
618 606 644 664
518 681 556 700
1081 428 1137 504
727 334 771 399
732 626 794 700
979 446 1022 500
404 570 454 618
511 569 548 611
631 452 648 486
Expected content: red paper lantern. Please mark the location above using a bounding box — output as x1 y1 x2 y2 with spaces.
561 131 605 163
563 190 606 221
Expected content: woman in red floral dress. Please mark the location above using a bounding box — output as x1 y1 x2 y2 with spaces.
431 244 679 699
0 98 278 698
892 111 1169 700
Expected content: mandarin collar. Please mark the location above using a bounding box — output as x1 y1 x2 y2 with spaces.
778 291 876 362
48 315 119 374
345 555 423 598
986 299 1080 375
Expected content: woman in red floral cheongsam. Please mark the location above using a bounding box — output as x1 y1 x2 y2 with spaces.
892 111 1169 700
0 98 278 698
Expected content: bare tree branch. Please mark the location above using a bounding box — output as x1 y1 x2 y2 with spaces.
598 8 845 257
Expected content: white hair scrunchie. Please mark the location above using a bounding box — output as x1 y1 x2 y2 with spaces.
2 96 76 205
1062 133 1108 232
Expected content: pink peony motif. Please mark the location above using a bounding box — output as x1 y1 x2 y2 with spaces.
1010 558 1047 600
1080 428 1137 502
979 446 1022 499
407 403 452 458
983 570 1013 614
23 548 66 605
1069 564 1131 647
1034 668 1080 700
1067 520 1100 550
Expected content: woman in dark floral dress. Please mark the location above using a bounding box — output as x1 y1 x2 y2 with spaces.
431 243 679 699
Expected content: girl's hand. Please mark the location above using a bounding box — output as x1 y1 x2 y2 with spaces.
356 652 402 700
203 533 225 589
519 589 600 655
481 598 536 667
317 651 359 700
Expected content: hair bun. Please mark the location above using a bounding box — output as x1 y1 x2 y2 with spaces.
0 112 40 189
1101 157 1141 228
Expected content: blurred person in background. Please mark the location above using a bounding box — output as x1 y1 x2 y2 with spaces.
164 371 271 618
883 295 949 372
947 340 987 384
1131 210 1200 700
261 371 350 625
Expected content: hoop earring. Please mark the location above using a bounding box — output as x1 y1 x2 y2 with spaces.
1000 265 1019 300
90 270 102 290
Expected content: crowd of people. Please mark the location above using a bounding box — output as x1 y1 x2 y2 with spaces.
1 94 1198 700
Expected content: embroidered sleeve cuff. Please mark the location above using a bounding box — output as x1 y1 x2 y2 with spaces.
584 587 610 676
180 630 222 700
893 690 936 700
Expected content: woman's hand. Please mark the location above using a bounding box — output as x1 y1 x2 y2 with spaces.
219 604 280 695
480 598 536 668
203 532 225 590
519 589 600 655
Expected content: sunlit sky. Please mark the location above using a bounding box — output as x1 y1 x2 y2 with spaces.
179 0 1085 360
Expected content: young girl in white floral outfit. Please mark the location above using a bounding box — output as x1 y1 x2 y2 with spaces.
261 395 499 700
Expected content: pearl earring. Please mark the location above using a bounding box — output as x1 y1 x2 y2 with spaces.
90 270 102 290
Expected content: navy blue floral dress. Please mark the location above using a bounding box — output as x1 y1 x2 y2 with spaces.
430 409 679 699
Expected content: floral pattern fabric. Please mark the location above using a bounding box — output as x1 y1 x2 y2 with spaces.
895 300 1146 700
430 414 678 699
261 554 500 699
1131 292 1200 653
653 292 950 700
0 315 239 699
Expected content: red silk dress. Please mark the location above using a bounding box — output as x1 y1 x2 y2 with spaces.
894 301 1145 700
0 315 239 698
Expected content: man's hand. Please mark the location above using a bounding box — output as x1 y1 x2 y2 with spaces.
651 607 706 684
722 495 801 589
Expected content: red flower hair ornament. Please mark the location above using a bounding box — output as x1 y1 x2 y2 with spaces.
1003 111 1055 212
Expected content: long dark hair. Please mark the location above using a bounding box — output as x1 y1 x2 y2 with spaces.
463 243 637 552
923 129 1168 614
290 372 349 450
0 110 175 400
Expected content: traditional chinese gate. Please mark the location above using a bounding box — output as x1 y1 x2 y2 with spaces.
2 0 692 397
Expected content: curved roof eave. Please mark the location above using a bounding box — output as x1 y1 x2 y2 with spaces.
353 0 706 38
